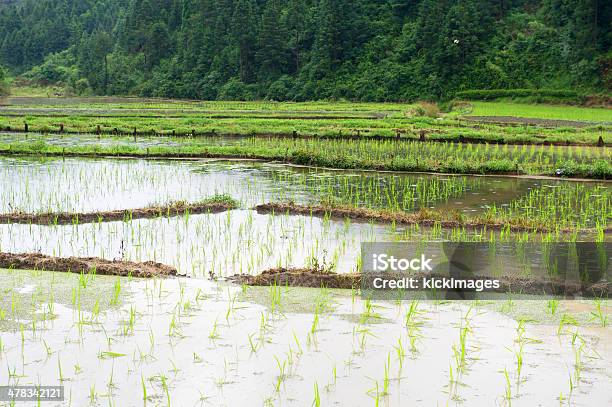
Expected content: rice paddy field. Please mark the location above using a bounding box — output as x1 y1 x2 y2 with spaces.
0 98 610 407
466 102 612 123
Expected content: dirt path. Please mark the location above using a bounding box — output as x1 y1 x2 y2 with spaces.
0 201 236 225
0 252 177 277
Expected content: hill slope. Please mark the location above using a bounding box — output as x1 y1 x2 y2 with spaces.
0 0 610 100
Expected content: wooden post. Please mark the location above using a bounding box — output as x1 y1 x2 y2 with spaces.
172 129 176 137
59 123 64 133
24 122 28 133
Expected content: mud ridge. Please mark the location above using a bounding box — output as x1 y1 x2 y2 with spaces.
1 127 607 146
0 252 177 278
230 268 610 298
0 201 236 225
253 202 608 233
463 115 610 129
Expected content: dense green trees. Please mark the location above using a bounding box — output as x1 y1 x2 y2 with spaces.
0 0 609 100
0 64 8 95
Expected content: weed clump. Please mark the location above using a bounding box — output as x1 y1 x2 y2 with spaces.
407 102 441 118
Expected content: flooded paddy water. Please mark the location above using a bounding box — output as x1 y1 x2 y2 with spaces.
0 155 608 215
0 154 610 406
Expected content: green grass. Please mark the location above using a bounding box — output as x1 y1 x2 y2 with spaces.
196 194 240 208
5 79 69 98
467 102 612 122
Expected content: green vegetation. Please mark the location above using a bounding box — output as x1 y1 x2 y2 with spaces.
267 177 609 230
5 78 67 97
0 2 609 404
455 89 583 102
1 100 611 146
467 102 612 122
2 137 610 179
0 64 8 96
0 1 610 100
196 194 240 208
485 184 610 229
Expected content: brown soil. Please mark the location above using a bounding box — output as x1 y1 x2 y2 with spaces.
230 268 610 298
230 267 361 289
463 115 608 128
0 201 235 225
0 252 177 278
253 202 607 233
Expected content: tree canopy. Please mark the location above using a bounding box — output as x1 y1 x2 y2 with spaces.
0 0 609 100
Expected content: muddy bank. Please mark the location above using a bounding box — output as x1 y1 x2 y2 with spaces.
254 202 606 233
230 268 610 298
0 200 236 225
0 252 177 277
231 267 362 289
1 126 607 147
463 115 609 129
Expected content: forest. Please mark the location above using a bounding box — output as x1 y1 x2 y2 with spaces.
0 0 610 100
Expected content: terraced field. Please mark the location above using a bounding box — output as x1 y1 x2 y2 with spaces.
0 98 609 406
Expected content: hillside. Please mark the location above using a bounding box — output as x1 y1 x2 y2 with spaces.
0 0 610 101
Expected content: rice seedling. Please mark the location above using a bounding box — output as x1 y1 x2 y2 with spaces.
382 352 391 396
503 367 512 403
0 113 609 407
547 299 559 315
590 298 608 327
209 318 220 340
312 382 321 407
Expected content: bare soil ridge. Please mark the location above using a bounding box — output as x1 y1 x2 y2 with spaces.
463 115 610 128
254 202 609 233
230 268 610 298
0 201 236 225
0 252 177 277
